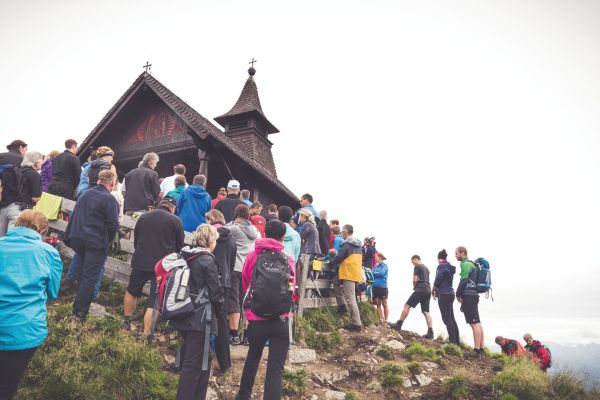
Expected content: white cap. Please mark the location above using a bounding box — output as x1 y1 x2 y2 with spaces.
227 179 240 189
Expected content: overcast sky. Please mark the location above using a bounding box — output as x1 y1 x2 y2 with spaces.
1 0 599 346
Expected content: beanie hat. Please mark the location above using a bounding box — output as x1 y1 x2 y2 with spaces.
438 249 448 260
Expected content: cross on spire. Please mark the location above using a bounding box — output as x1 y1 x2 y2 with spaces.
249 58 257 68
143 61 152 73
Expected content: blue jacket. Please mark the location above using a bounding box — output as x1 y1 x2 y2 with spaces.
0 227 63 350
65 184 119 250
283 223 301 262
76 161 91 196
333 234 344 252
373 262 388 288
177 184 212 232
433 261 456 295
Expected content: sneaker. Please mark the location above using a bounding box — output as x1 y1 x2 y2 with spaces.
241 337 249 346
343 324 362 332
230 335 241 345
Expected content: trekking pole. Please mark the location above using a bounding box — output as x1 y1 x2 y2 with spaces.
147 283 161 346
307 272 337 325
240 287 250 342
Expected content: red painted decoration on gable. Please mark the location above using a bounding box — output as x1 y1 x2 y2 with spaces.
127 111 185 144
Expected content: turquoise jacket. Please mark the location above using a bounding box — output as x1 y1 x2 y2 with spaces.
0 227 63 350
283 223 301 262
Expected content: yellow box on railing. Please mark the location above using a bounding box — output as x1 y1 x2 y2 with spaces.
312 259 323 271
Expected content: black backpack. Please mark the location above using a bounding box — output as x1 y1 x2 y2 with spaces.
0 164 22 206
250 250 292 319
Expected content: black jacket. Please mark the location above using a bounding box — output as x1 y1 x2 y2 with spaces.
19 166 41 207
87 159 112 187
212 226 237 288
0 150 23 167
65 185 119 250
317 219 330 255
131 206 185 272
170 248 224 334
215 194 246 223
123 166 160 212
48 150 80 199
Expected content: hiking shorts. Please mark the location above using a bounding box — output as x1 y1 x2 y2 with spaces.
372 286 388 300
406 291 431 313
126 269 157 307
226 271 242 314
461 295 480 324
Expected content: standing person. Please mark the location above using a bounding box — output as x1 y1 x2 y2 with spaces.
523 334 552 371
329 219 340 249
329 224 363 331
65 170 119 321
265 204 278 222
277 206 301 263
177 174 211 232
172 224 224 400
331 225 344 252
372 253 389 324
48 139 80 200
86 146 115 188
0 140 27 167
205 209 237 373
362 237 376 270
299 193 319 219
240 189 252 206
19 152 44 210
166 175 187 202
495 336 527 357
455 246 484 354
40 150 60 193
317 210 331 256
390 255 434 339
432 249 460 345
226 204 260 345
298 208 321 260
0 210 62 400
249 201 266 238
236 220 296 400
0 140 27 237
123 152 160 214
159 164 186 197
76 149 97 197
215 180 245 223
211 187 226 209
122 196 184 336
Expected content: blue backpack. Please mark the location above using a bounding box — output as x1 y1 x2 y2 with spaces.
473 258 492 299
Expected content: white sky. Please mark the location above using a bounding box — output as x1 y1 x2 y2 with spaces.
1 0 599 345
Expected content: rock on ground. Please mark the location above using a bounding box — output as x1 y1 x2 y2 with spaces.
287 346 317 364
206 387 219 400
313 367 349 384
415 374 433 387
324 389 346 400
384 339 406 351
88 303 112 319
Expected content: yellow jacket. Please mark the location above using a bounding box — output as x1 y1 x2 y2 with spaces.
330 237 363 283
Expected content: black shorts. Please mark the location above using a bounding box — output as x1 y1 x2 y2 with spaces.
372 286 388 300
406 291 431 313
461 295 480 324
126 269 157 307
226 271 242 314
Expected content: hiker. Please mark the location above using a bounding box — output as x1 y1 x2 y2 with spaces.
265 203 278 222
372 252 389 324
216 180 246 223
432 249 460 345
159 163 186 197
0 210 62 400
122 196 184 336
331 225 344 252
299 208 321 258
329 224 363 331
177 174 212 232
40 150 60 192
495 336 526 357
455 246 485 354
236 220 296 400
205 209 237 373
65 170 119 322
240 189 252 206
211 187 226 209
19 151 44 209
226 204 260 345
300 193 319 219
362 237 376 269
172 224 224 400
48 139 80 200
317 210 331 256
86 146 115 188
249 201 266 237
329 219 340 249
123 152 160 214
76 149 97 197
0 139 27 167
523 333 552 371
277 205 301 263
390 255 434 339
166 175 187 202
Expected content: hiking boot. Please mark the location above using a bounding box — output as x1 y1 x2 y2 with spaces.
423 328 434 339
337 305 348 316
121 316 132 332
167 362 181 373
388 320 403 332
343 324 362 332
241 336 249 346
71 312 86 324
230 335 241 345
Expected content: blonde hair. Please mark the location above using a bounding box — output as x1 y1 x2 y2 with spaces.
298 208 316 224
98 169 117 185
193 224 219 249
48 150 61 159
205 209 226 225
15 210 49 234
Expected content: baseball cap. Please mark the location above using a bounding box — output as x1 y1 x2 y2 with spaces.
227 179 240 189
161 196 178 208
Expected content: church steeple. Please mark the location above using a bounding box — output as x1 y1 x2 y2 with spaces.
215 66 279 176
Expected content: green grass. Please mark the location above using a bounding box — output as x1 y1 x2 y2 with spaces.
441 375 469 400
345 392 359 400
497 394 519 400
375 345 394 360
380 362 407 387
357 301 379 327
404 341 436 361
282 368 307 396
441 343 463 357
550 367 598 400
490 357 551 400
296 316 341 352
490 352 509 365
407 361 421 375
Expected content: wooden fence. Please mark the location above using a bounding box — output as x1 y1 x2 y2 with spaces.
49 198 339 311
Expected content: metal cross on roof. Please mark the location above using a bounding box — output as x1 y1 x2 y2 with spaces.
143 62 152 73
249 58 257 68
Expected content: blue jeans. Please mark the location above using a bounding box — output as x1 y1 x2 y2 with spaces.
66 252 107 300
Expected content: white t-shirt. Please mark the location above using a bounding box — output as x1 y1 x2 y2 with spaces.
160 174 188 195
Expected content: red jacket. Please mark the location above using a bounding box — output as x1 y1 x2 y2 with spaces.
250 215 266 238
526 341 551 369
242 238 296 321
499 339 526 357
211 195 224 209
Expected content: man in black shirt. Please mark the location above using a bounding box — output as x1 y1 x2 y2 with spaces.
390 254 434 338
122 196 184 336
123 152 161 214
215 180 245 223
48 139 81 200
19 151 43 209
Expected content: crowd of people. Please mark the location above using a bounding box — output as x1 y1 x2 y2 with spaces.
0 138 552 400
